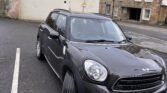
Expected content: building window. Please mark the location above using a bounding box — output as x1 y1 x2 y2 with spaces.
144 0 153 2
105 4 111 14
114 8 118 17
142 8 151 20
162 0 167 6
135 0 142 2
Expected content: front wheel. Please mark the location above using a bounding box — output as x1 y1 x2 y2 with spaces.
36 39 44 60
62 72 77 93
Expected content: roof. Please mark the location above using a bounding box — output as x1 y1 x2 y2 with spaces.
52 9 112 20
69 13 111 20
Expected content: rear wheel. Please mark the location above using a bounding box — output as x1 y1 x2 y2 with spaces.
62 72 77 93
36 39 44 60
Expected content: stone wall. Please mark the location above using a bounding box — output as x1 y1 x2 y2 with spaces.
116 0 155 24
99 0 167 24
0 0 5 16
149 0 161 24
159 6 167 24
120 0 145 8
99 0 113 15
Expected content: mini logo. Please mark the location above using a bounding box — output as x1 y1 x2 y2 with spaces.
142 68 150 72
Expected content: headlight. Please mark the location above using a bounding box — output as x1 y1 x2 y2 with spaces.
161 59 167 71
84 60 108 82
152 54 167 71
156 55 166 71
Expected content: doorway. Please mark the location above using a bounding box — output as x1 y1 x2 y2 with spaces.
128 8 141 21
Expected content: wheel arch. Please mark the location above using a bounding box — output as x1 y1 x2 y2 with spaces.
37 34 39 39
62 65 73 80
37 31 40 39
61 62 85 93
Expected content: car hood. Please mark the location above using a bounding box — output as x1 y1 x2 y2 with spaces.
70 42 163 77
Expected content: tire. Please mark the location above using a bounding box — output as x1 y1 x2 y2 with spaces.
36 39 44 60
62 72 77 93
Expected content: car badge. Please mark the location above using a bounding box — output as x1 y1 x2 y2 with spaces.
142 68 150 72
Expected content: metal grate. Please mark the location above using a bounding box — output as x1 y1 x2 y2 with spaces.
114 74 163 91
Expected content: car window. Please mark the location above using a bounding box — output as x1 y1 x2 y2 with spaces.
70 17 126 42
46 12 58 29
56 15 67 35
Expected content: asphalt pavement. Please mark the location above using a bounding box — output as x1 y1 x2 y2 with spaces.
0 18 61 93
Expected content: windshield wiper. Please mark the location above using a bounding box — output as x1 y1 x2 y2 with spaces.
118 39 127 44
85 39 116 43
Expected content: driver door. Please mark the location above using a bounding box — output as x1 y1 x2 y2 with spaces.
47 14 67 77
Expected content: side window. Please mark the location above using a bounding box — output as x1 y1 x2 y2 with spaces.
46 12 58 29
56 15 67 34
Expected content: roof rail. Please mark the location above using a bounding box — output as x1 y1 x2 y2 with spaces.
53 9 71 13
92 13 112 18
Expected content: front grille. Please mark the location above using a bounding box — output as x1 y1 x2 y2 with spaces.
113 74 163 91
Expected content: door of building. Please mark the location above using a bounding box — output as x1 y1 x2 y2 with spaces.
129 8 141 21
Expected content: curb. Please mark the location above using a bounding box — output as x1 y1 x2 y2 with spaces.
125 32 167 54
118 22 167 34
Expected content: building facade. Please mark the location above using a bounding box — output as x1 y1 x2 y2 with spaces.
5 0 99 21
99 0 167 24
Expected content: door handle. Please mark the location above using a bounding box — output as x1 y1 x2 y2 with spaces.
48 36 52 40
39 24 47 32
39 28 44 32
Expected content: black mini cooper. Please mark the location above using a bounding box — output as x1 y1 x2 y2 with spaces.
36 9 167 93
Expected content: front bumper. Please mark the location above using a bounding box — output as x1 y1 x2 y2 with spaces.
80 81 167 93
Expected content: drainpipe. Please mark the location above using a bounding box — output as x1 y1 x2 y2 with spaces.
112 0 115 18
82 0 86 13
158 0 163 24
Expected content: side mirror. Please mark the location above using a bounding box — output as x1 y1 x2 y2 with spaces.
126 36 132 41
49 31 59 39
39 23 47 31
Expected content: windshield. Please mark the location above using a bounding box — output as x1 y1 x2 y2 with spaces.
70 17 126 43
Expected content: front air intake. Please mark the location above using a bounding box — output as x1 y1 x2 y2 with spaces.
113 74 163 91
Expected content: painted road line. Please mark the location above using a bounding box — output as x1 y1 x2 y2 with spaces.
11 48 21 93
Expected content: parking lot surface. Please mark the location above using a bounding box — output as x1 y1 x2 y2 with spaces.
0 18 61 93
0 18 167 93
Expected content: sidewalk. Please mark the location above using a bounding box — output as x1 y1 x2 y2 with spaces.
118 21 167 35
117 21 167 54
124 31 167 54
